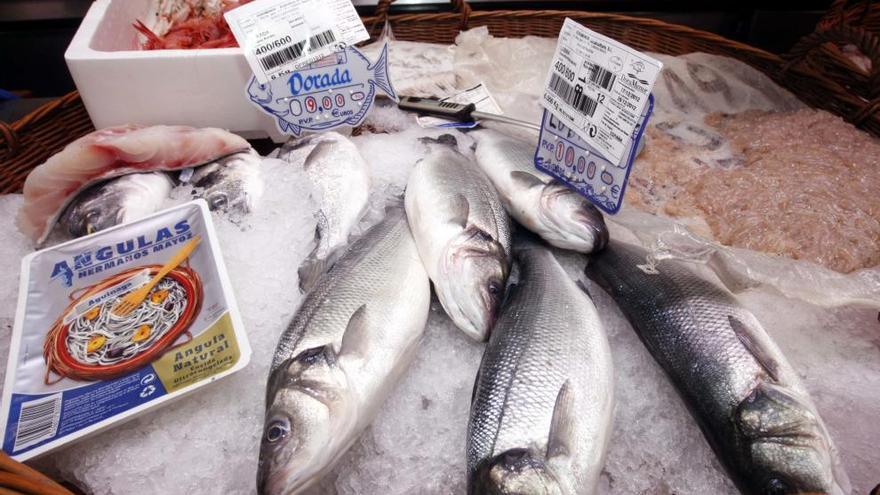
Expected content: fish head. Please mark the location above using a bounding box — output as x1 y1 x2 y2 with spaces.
257 345 352 495
538 182 608 252
62 187 126 237
442 226 509 341
471 448 565 495
736 382 849 495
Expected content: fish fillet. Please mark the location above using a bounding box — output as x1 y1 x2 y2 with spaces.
17 124 250 246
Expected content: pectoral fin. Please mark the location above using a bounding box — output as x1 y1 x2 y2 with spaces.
729 314 780 382
339 304 370 357
448 194 470 229
510 170 545 190
546 380 577 460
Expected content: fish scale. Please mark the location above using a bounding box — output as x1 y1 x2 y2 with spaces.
467 242 613 494
586 241 849 495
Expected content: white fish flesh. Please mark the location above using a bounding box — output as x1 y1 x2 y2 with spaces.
17 124 250 246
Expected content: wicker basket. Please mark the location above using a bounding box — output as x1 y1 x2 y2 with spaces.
0 0 871 193
784 0 880 134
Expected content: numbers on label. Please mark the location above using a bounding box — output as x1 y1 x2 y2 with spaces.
335 94 345 106
305 96 317 113
322 96 333 110
554 60 575 82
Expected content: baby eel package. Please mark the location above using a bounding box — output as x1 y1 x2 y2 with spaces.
0 200 250 460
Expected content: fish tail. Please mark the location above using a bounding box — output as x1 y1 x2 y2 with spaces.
368 43 397 101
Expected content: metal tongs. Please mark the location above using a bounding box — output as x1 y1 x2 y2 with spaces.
397 96 541 131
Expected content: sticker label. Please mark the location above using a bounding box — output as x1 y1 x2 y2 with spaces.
0 201 251 461
542 18 662 163
417 83 503 129
534 95 653 214
247 44 397 136
225 0 369 84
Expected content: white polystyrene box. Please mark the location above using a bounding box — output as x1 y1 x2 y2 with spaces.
65 0 287 142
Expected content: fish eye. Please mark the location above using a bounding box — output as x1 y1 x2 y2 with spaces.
487 280 502 296
296 346 330 364
265 419 290 443
763 477 792 495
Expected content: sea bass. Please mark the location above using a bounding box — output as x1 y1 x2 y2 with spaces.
467 240 614 495
188 150 264 212
279 132 371 291
472 129 608 253
585 241 850 495
404 134 511 342
258 207 430 495
17 124 250 246
60 172 172 238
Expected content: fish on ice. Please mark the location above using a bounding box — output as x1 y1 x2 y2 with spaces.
467 238 614 495
17 124 250 246
60 172 173 238
278 131 371 291
258 206 430 495
586 241 850 495
187 150 264 213
404 133 511 342
472 129 608 253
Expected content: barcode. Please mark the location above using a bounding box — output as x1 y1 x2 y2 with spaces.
549 73 599 117
588 63 616 90
308 30 336 51
259 40 306 71
13 394 62 452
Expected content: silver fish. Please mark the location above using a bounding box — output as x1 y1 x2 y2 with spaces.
258 207 430 495
404 134 511 342
471 129 608 253
280 132 371 291
60 172 172 237
188 150 264 212
585 241 850 495
467 239 614 495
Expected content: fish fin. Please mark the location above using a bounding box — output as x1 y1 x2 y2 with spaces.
298 246 344 292
728 314 780 382
339 304 370 357
302 141 332 169
575 279 594 300
418 134 458 148
367 43 397 101
509 170 545 190
546 380 577 460
447 193 470 228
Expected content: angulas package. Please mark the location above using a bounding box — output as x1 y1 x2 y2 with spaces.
0 200 250 460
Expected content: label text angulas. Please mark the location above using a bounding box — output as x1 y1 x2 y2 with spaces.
287 68 352 96
50 220 191 287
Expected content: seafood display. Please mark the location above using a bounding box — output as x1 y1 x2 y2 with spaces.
135 0 251 49
259 207 430 494
3 19 880 495
471 129 608 253
586 241 850 494
468 239 613 495
629 109 880 273
61 172 173 237
278 132 372 291
405 134 511 342
17 124 250 246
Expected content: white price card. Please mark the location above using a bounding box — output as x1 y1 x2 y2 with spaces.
417 83 503 128
225 0 369 84
541 18 662 163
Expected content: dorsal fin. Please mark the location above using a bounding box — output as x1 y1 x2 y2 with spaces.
728 314 780 382
339 305 370 357
546 380 576 459
448 194 470 228
509 170 545 190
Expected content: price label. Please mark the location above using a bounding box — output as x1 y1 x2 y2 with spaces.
225 0 369 84
541 18 662 163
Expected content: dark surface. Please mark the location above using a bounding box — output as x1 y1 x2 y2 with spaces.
0 0 830 115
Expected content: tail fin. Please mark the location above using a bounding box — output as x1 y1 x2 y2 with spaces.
369 43 397 101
